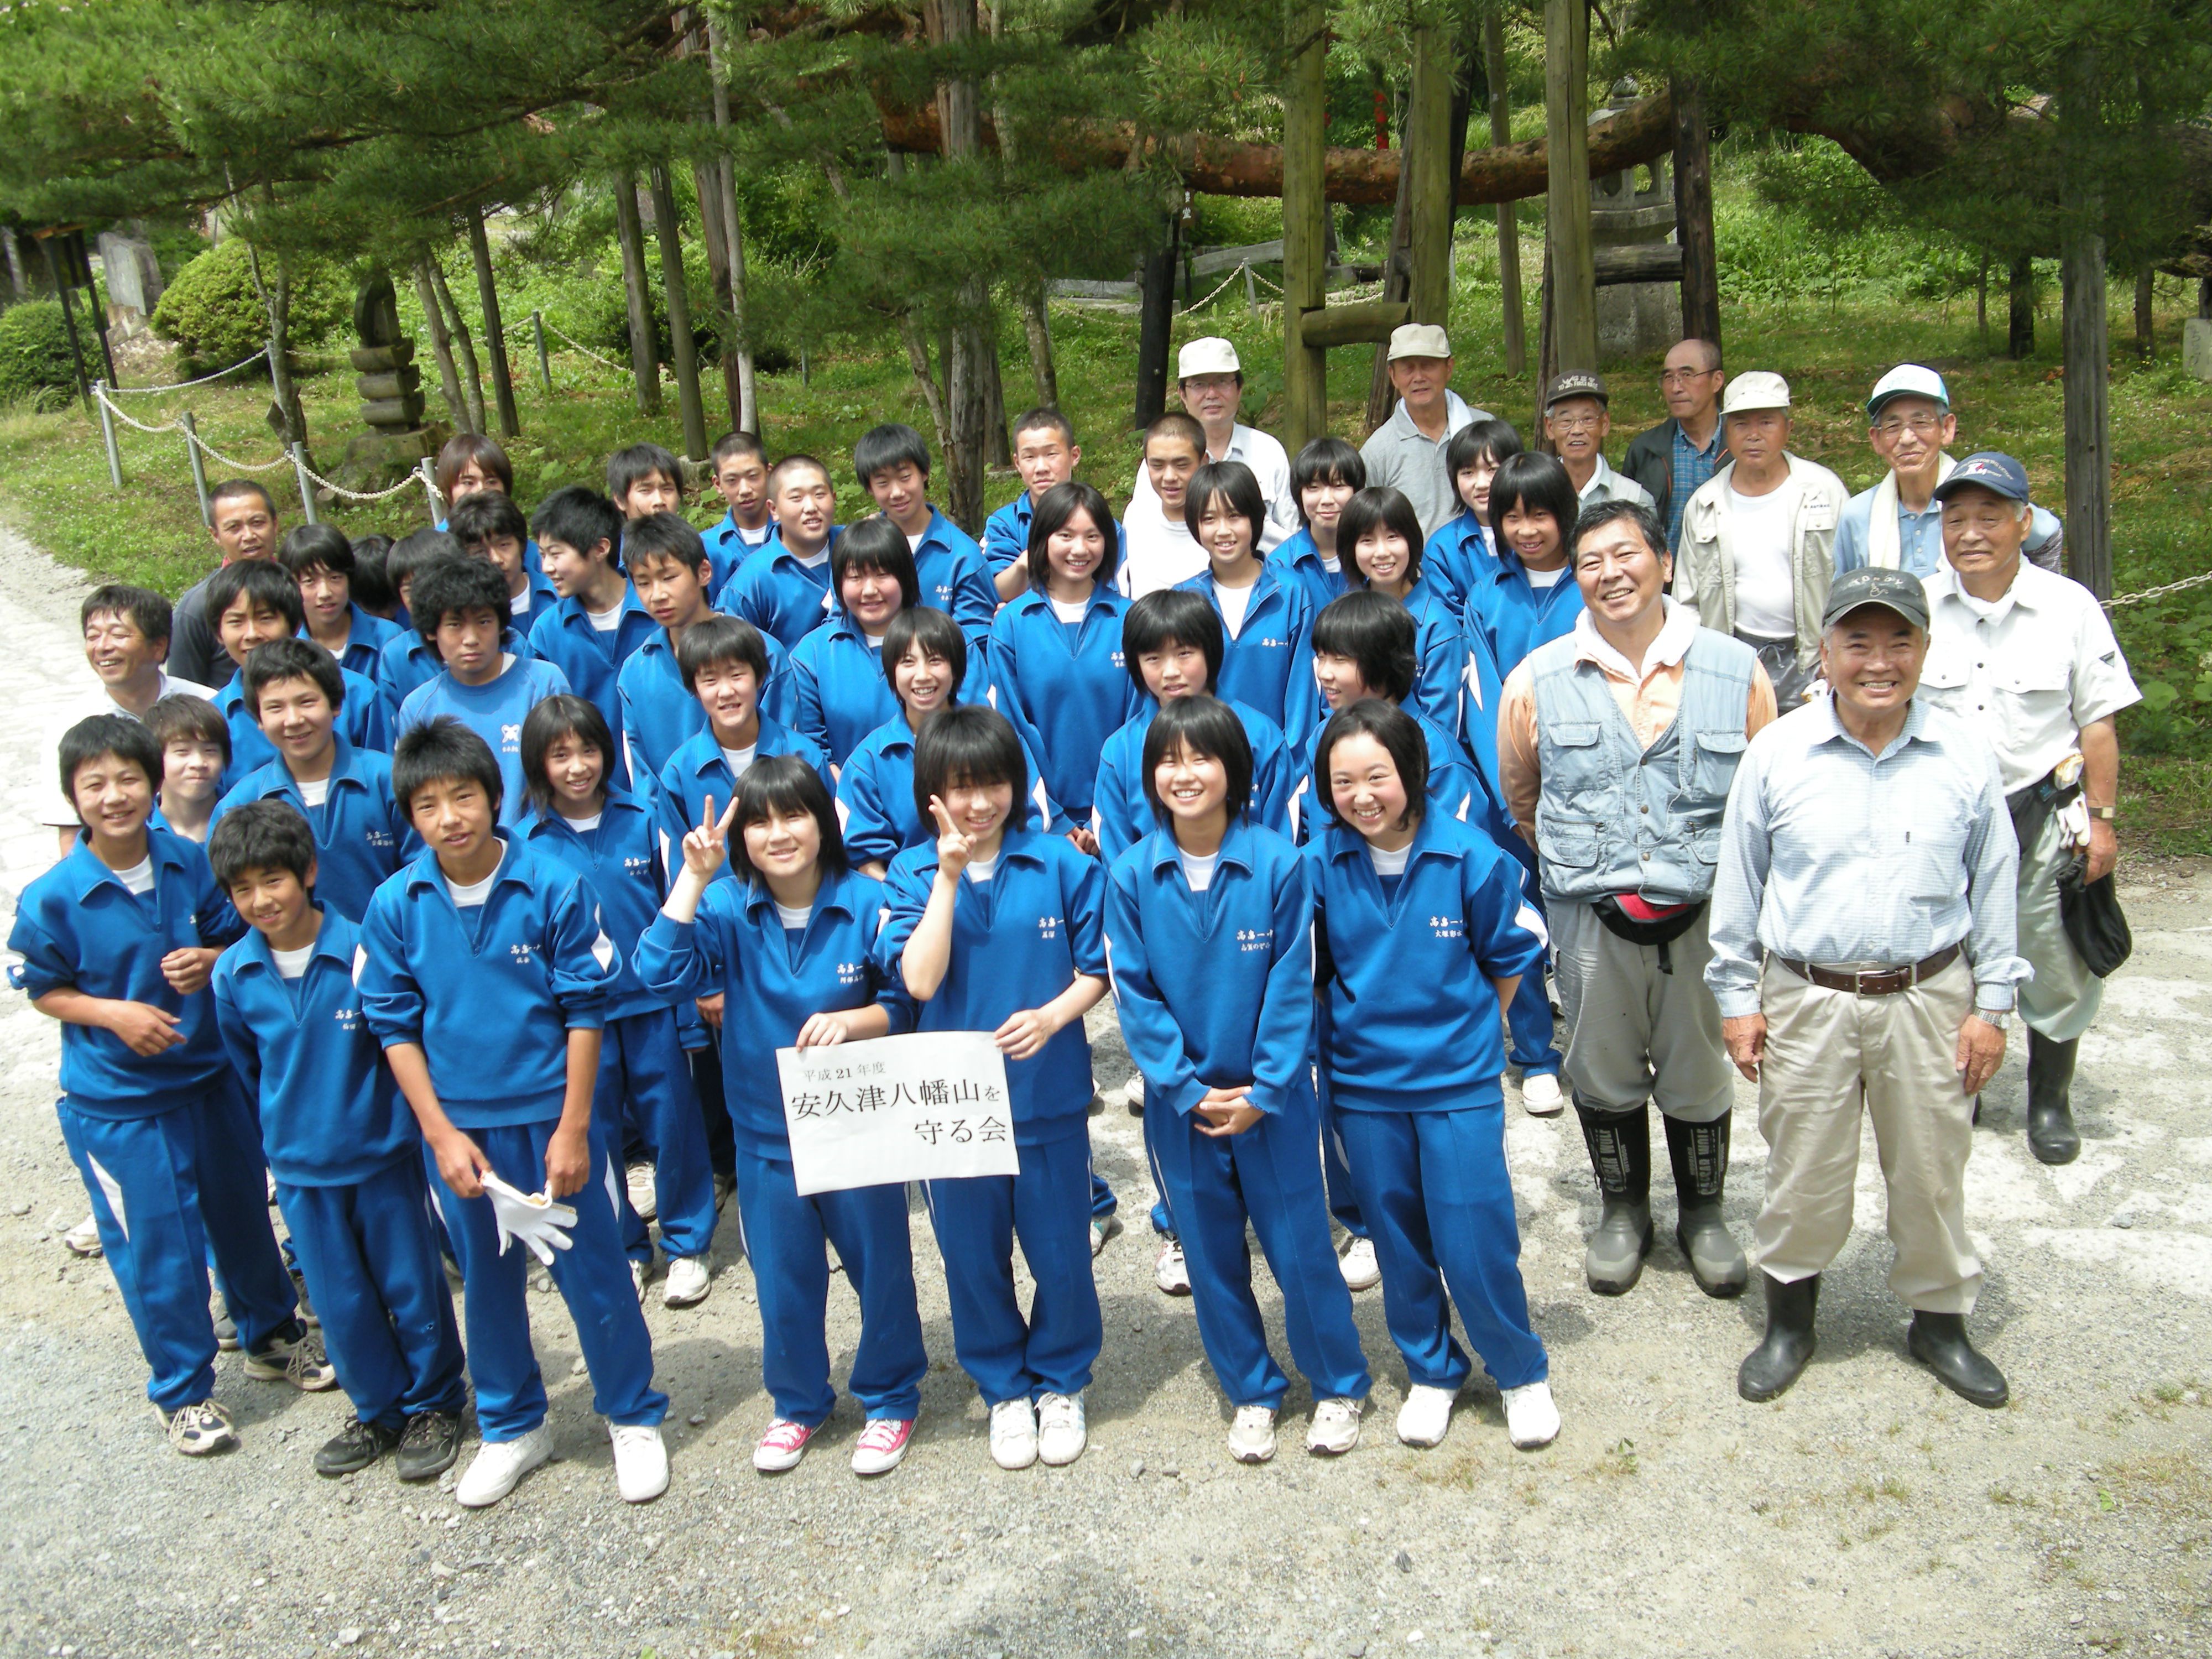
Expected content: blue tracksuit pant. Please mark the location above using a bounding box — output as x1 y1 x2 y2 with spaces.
1318 1082 1369 1241
596 1008 717 1264
277 1157 467 1429
924 1131 1101 1405
1089 1169 1117 1220
61 1078 298 1413
733 1151 926 1427
1335 1105 1548 1392
1507 964 1561 1078
427 1118 667 1442
1148 1087 1371 1410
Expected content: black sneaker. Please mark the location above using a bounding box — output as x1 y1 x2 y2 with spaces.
395 1410 465 1482
212 1313 240 1352
315 1415 401 1477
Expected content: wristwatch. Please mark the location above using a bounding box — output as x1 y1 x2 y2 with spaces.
1978 1008 2012 1031
2086 804 2117 822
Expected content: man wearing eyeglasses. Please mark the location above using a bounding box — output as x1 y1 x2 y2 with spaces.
1541 372 1653 513
1834 365 2065 578
1623 339 1729 554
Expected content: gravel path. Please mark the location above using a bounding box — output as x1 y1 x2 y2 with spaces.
1 528 2206 1659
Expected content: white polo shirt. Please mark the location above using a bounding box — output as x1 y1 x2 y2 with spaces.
1125 422 1296 553
35 670 218 828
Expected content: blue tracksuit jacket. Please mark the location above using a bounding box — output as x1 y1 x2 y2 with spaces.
987 586 1142 827
526 588 661 785
837 714 1056 871
208 740 415 922
653 719 835 885
1091 698 1292 867
615 626 795 798
1272 527 1349 617
1173 562 1319 750
716 529 843 651
301 604 403 681
395 656 573 829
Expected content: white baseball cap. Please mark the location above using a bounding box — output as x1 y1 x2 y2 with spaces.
1177 338 1241 378
1720 371 1791 415
1867 363 1950 418
1387 323 1453 362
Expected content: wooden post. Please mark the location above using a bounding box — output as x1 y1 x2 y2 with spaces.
465 204 520 439
1484 11 1526 377
531 309 552 393
705 14 760 435
1543 0 1598 374
2007 254 2036 359
1134 207 1181 429
40 237 92 409
1672 75 1721 352
648 163 711 463
1280 0 1330 453
691 156 746 432
2134 266 2155 360
613 170 662 416
415 260 473 432
1406 26 1456 330
2059 55 2111 601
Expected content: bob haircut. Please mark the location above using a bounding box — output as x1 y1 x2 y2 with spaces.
1289 437 1365 520
1572 499 1669 566
1024 481 1120 592
530 487 625 567
1314 698 1429 835
831 516 921 613
208 558 306 634
1487 452 1580 546
393 716 503 818
607 441 685 503
241 635 345 717
1335 488 1427 589
1182 459 1266 544
1311 591 1418 706
1120 588 1222 697
879 606 969 697
60 713 162 801
676 613 770 691
387 529 464 604
209 799 316 891
728 755 850 886
910 703 1031 832
82 584 171 648
1443 417 1524 486
435 433 514 501
408 557 510 649
1139 694 1253 828
622 510 712 579
520 694 617 818
279 523 354 580
853 422 933 487
447 489 530 553
351 535 395 613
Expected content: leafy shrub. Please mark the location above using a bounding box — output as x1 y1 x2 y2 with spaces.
0 300 80 408
152 241 352 371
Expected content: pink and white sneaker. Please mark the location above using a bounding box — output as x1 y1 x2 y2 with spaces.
753 1418 815 1473
850 1417 915 1476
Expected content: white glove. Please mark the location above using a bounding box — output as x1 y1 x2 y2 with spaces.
2056 794 2093 853
480 1169 577 1266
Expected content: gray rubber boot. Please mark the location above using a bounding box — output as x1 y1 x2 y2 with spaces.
1664 1113 1748 1298
1738 1273 1819 1402
1576 1100 1653 1296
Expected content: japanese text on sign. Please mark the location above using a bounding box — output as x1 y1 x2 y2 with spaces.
776 1031 1019 1195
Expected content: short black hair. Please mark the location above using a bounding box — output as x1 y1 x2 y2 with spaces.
436 432 513 500
1121 589 1222 697
208 800 316 891
1145 411 1206 456
832 516 921 613
145 692 231 763
60 713 161 801
1572 499 1669 565
1336 488 1427 589
608 442 684 503
853 422 932 488
409 557 510 648
1011 407 1074 448
393 716 503 818
1314 699 1428 834
1312 591 1418 705
241 636 345 718
208 559 306 633
1183 460 1266 543
711 430 767 468
1139 695 1253 828
1444 418 1524 483
1025 481 1120 592
82 584 171 647
1488 452 1580 546
531 486 624 570
621 510 712 580
388 529 464 603
770 453 831 498
677 613 770 691
1290 437 1365 520
911 704 1031 831
448 490 530 554
350 535 396 613
279 523 354 580
520 693 615 818
729 756 849 886
880 607 968 698
209 478 276 517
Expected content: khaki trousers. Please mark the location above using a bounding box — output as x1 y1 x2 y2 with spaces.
2016 807 2103 1042
1551 898 1733 1123
1751 956 1981 1313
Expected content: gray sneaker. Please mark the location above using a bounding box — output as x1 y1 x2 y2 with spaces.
242 1324 338 1391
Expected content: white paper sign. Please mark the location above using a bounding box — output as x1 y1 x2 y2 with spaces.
777 1031 1019 1196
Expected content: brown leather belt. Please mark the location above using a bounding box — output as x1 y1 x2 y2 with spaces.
1776 943 1960 997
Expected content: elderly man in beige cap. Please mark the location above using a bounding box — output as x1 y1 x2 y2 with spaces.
1673 371 1849 707
1125 336 1296 550
1359 322 1492 538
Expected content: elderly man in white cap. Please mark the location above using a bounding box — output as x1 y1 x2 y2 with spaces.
1359 323 1491 538
1673 371 1849 707
1125 337 1295 551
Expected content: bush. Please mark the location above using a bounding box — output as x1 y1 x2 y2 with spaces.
0 300 80 408
152 241 353 371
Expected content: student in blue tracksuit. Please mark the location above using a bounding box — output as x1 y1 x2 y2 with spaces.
635 758 927 1479
985 408 1121 602
8 716 317 1457
854 423 999 644
702 431 776 591
209 638 414 921
145 694 230 847
1174 461 1318 750
1422 419 1523 617
989 481 1143 841
435 433 544 577
394 558 572 830
206 563 387 787
880 706 1108 1473
359 719 669 1510
282 523 402 680
717 456 843 650
1103 696 1371 1464
1273 436 1364 616
451 491 559 630
839 607 1053 877
528 488 660 788
517 696 717 1307
208 802 467 1480
376 531 465 714
1336 487 1463 737
1304 699 1559 1453
790 518 945 770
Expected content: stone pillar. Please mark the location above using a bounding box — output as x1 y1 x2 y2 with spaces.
1590 84 1681 363
337 272 446 488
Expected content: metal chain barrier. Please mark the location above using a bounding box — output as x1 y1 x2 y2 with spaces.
2104 570 2212 610
101 350 268 396
93 387 184 435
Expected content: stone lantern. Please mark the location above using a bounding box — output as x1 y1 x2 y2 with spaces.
1591 82 1682 362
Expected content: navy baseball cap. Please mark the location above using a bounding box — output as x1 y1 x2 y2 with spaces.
1932 451 2031 505
1822 566 1931 632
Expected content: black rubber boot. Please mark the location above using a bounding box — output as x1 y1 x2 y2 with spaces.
1907 1312 2010 1408
1576 1100 1653 1295
1738 1272 1819 1401
2026 1031 2081 1166
1664 1114 1747 1298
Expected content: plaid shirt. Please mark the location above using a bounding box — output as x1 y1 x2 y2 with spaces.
1668 422 1724 552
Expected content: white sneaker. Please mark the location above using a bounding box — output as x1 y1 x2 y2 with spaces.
456 1425 552 1507
1036 1392 1087 1466
64 1214 103 1257
1306 1396 1363 1455
663 1255 711 1307
1155 1240 1192 1296
1090 1215 1120 1257
1339 1237 1381 1291
1521 1072 1566 1117
629 1259 648 1303
1503 1380 1561 1449
1124 1073 1146 1113
1396 1384 1457 1448
989 1399 1037 1470
265 1169 278 1205
625 1162 658 1222
611 1422 670 1502
1228 1404 1277 1463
